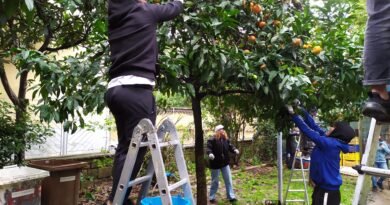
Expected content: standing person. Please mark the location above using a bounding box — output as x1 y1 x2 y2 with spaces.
286 105 356 205
372 136 390 192
362 0 390 120
286 127 300 169
105 0 184 204
207 124 239 204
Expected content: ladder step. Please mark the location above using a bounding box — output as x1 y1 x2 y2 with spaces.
139 140 180 148
169 178 188 191
159 140 180 148
291 179 308 182
291 168 309 171
286 199 306 202
128 175 152 187
288 189 305 192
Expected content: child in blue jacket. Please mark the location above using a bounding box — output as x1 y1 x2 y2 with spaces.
287 105 356 205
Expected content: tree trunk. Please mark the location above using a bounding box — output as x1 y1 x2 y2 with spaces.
191 95 207 205
0 57 29 164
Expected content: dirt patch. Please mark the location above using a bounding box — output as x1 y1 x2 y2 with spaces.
367 180 390 205
244 164 275 175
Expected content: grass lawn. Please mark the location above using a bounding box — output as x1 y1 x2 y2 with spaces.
208 165 356 205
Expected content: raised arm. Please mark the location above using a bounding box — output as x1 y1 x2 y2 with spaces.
292 115 328 149
150 0 184 23
379 141 390 155
300 107 326 136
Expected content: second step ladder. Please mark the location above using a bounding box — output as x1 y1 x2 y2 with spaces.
284 134 310 205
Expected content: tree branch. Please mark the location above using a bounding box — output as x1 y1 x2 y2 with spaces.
0 58 20 107
200 89 254 98
45 25 92 52
18 69 29 110
35 1 53 52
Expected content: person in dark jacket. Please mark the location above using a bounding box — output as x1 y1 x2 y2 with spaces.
207 124 239 204
286 127 300 169
105 0 184 204
286 105 356 205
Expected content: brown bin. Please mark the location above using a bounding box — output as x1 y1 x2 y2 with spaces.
28 159 88 205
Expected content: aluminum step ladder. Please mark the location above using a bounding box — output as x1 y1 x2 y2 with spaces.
284 135 310 204
113 118 195 205
352 118 390 205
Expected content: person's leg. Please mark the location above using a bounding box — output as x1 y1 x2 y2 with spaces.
221 165 236 200
325 190 341 205
311 186 323 205
362 0 390 119
376 162 388 189
372 175 378 191
209 169 220 201
106 85 156 203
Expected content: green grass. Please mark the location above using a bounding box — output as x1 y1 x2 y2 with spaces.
208 166 356 205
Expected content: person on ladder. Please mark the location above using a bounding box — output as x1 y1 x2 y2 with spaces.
361 0 390 121
104 0 184 204
285 104 357 205
207 124 239 204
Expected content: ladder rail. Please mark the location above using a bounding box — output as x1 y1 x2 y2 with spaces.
160 120 195 205
352 118 382 205
112 123 145 205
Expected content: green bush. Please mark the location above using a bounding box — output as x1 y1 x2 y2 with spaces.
252 119 278 162
0 100 52 168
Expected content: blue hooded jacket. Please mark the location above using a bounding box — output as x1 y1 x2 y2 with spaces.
292 110 355 191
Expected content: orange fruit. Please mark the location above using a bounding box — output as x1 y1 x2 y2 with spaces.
311 46 322 55
258 21 266 29
292 38 302 47
251 4 262 14
248 35 256 42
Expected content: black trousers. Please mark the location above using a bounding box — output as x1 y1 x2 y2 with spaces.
105 85 156 202
312 187 340 205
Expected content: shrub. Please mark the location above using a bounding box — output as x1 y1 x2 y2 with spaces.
0 100 52 168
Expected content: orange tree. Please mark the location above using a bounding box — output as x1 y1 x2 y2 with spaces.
299 0 365 123
156 0 325 203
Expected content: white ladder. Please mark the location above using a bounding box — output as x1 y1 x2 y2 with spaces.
284 135 310 204
352 118 390 205
113 118 195 205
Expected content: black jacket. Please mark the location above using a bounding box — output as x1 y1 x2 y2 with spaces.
108 0 183 80
206 136 237 169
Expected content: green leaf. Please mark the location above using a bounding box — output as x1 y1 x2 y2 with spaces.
268 71 278 82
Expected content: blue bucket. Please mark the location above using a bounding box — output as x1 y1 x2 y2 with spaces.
141 196 191 205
